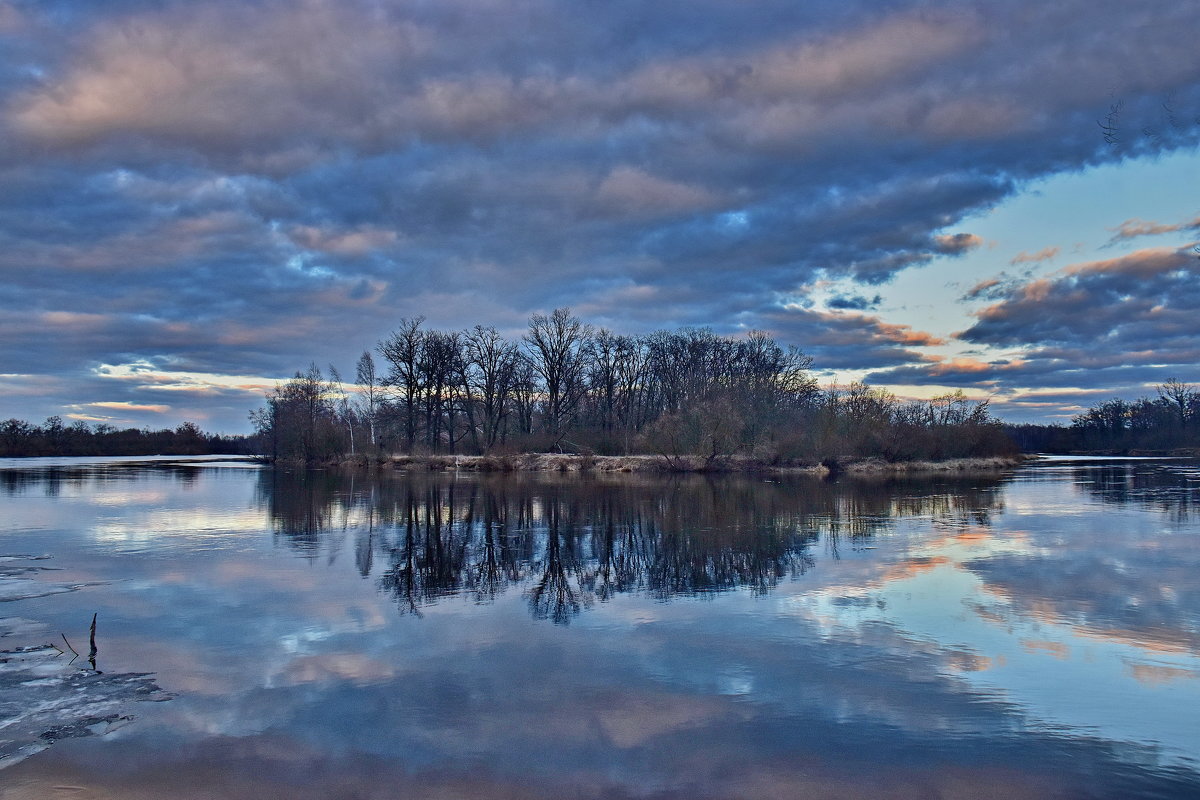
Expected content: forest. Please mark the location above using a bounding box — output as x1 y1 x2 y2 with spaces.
0 416 252 458
1007 378 1200 454
5 311 1193 463
250 308 1015 465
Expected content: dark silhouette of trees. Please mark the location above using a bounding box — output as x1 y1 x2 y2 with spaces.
1068 381 1200 452
584 329 649 452
377 316 426 452
250 308 1016 463
1158 378 1199 434
417 329 464 453
0 416 250 457
1006 379 1200 454
250 364 344 462
461 325 520 452
524 308 592 443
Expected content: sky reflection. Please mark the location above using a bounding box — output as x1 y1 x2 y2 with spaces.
1 459 1198 797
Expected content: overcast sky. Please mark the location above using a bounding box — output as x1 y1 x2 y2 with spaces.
1 0 1198 433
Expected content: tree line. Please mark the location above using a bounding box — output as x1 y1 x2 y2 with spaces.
0 416 253 458
1006 379 1200 454
251 308 1014 464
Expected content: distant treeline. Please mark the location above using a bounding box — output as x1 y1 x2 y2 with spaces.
0 416 253 458
1005 379 1200 454
251 308 1016 465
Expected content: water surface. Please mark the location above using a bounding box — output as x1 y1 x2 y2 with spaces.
1 456 1198 798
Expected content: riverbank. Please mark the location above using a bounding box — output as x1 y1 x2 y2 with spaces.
280 452 1030 475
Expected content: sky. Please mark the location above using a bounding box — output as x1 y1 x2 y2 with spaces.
0 0 1198 434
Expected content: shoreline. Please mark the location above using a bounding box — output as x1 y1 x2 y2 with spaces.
280 452 1031 476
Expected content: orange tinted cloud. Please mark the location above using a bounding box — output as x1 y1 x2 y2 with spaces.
1020 639 1070 659
1009 246 1059 265
87 401 170 413
1126 662 1199 686
1109 216 1200 241
872 321 946 346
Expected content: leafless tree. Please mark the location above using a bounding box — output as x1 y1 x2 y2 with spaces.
1158 378 1198 430
462 325 520 451
378 317 426 450
355 351 382 449
524 308 593 441
327 365 356 456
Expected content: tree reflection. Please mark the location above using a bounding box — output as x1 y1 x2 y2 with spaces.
258 469 347 555
1073 461 1200 520
258 471 1008 622
0 462 211 498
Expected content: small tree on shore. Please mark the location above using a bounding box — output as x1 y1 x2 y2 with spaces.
355 351 381 450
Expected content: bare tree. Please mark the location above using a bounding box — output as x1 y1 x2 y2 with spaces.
378 317 426 451
510 355 538 438
1158 378 1198 431
355 351 382 449
420 330 464 451
328 365 355 456
253 364 341 462
462 325 520 451
524 308 593 441
585 331 649 452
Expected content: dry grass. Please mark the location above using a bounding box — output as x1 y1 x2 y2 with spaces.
386 453 669 473
839 455 1027 474
376 453 1025 475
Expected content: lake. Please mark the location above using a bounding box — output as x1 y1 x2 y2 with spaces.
1 456 1199 798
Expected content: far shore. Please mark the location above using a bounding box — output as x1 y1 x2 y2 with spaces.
276 452 1032 476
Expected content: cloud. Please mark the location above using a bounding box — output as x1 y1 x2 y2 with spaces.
933 233 984 255
961 247 1199 348
9 1 432 155
85 400 171 413
961 278 1004 302
93 361 281 397
1 0 1200 429
64 399 173 423
827 294 882 311
593 167 722 219
864 356 1027 388
0 2 23 33
1108 216 1200 242
873 247 1200 398
1009 246 1059 265
759 306 944 370
286 225 400 257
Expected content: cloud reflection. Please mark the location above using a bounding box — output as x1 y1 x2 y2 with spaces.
5 460 1200 796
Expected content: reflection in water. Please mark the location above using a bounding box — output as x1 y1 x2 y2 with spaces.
259 470 1006 622
0 461 209 499
962 459 1200 659
1074 460 1200 519
5 458 1200 799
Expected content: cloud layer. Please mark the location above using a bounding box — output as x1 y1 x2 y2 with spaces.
868 247 1200 416
1 0 1199 429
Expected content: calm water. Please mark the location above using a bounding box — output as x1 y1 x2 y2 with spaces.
1 456 1199 799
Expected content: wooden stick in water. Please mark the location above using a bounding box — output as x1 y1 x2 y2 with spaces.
88 613 98 670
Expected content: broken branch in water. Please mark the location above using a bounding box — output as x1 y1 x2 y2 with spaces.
88 613 99 671
60 632 80 665
58 613 100 669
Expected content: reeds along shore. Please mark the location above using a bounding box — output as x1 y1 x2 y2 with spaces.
274 452 1030 475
